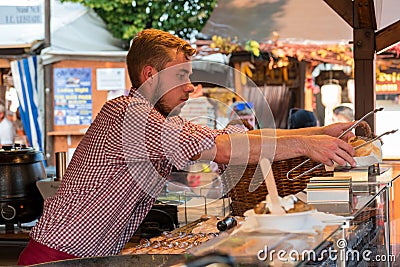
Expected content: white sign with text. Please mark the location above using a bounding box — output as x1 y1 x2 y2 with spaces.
96 68 126 91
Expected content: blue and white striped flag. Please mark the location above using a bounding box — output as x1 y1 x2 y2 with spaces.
10 56 45 152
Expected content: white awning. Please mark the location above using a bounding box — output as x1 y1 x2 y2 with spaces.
40 47 127 65
0 0 124 52
201 0 400 44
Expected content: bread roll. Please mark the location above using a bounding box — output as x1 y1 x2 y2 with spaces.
348 136 381 158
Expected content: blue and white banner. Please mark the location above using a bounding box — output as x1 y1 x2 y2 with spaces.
10 56 45 152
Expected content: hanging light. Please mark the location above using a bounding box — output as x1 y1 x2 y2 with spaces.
321 79 342 125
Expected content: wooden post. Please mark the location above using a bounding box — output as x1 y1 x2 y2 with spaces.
44 0 54 164
353 0 377 134
233 62 243 97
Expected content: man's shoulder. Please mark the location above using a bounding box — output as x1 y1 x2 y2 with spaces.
106 95 130 106
103 95 135 110
108 92 148 106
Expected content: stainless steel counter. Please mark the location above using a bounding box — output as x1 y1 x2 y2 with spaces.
187 163 400 266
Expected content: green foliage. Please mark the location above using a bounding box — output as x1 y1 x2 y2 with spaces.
60 0 216 44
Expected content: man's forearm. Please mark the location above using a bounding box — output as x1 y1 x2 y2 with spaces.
198 130 355 167
248 127 324 136
198 133 307 164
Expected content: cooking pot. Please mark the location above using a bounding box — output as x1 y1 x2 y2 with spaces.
0 145 46 224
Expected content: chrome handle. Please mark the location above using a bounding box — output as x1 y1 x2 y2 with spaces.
337 107 383 139
354 129 398 150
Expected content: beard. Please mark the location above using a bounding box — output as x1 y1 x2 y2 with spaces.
153 82 185 118
154 99 182 117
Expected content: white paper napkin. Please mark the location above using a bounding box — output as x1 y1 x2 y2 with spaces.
325 140 382 171
237 210 346 234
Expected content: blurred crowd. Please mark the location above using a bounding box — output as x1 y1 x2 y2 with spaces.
0 103 28 147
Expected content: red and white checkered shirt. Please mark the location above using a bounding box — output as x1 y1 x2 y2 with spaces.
31 88 244 257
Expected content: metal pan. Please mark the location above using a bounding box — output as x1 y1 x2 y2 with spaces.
30 252 235 267
30 254 188 267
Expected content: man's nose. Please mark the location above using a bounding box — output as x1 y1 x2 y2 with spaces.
185 83 195 93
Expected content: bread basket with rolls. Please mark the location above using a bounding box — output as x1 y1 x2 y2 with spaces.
347 121 382 163
349 136 381 158
287 109 398 181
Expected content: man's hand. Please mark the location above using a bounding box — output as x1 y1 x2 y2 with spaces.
300 135 356 167
322 122 355 142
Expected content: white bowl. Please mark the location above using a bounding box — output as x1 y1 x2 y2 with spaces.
243 209 313 231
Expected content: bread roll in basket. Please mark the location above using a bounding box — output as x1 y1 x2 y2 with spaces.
347 121 382 160
348 136 382 158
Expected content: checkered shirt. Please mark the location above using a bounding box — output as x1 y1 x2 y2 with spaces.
30 88 244 257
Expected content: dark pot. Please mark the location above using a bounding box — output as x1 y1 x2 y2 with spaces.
0 146 46 224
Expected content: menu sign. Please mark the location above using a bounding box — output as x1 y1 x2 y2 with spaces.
0 5 42 24
376 68 400 94
96 68 126 91
54 68 92 126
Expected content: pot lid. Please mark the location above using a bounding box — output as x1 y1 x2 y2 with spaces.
0 145 45 165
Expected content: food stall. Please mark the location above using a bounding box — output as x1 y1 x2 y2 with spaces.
28 161 400 266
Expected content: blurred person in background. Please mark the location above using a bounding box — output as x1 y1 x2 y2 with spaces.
13 108 29 146
226 101 256 130
0 103 16 146
287 108 317 129
332 104 354 123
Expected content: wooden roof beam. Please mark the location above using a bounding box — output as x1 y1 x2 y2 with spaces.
354 0 377 29
376 20 400 53
323 0 354 28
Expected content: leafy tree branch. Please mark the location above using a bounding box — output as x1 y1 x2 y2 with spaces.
61 0 216 47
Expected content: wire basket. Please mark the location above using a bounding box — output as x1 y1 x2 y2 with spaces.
221 156 333 216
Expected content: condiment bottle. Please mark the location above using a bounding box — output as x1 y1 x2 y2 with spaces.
217 216 237 231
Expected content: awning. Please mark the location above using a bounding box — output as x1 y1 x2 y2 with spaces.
10 56 45 152
0 0 124 53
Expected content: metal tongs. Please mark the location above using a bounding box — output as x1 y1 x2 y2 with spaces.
286 107 397 180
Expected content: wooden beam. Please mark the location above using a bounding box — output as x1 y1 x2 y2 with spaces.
233 62 243 97
354 0 377 29
354 29 376 133
354 29 375 59
354 58 376 134
44 64 54 164
323 0 354 27
353 0 376 133
44 0 54 164
376 20 400 53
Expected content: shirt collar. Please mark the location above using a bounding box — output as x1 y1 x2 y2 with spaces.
128 87 137 97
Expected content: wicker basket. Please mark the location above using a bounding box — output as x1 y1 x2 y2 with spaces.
221 156 333 216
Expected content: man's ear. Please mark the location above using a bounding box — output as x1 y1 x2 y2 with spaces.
141 66 156 82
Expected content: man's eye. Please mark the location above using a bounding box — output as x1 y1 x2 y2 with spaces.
177 71 191 80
